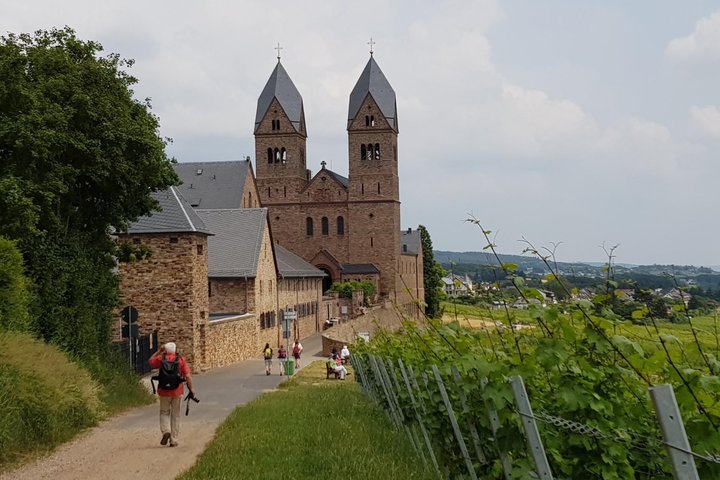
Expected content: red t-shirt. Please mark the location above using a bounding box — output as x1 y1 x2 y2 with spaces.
149 352 190 397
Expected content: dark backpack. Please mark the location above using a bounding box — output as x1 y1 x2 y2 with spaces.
157 353 183 391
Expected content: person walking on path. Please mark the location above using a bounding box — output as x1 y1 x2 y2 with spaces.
263 343 273 375
148 342 195 447
292 340 303 368
277 345 287 375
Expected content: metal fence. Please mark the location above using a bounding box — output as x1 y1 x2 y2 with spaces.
350 354 720 480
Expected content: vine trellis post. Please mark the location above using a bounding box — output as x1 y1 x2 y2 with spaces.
353 355 711 479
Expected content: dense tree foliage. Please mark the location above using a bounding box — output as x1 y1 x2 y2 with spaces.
418 225 444 318
0 28 177 357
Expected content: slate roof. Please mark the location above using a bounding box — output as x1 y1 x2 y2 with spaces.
255 61 304 133
125 186 212 235
348 56 397 130
401 228 421 255
341 263 380 274
195 208 269 278
174 160 250 209
275 244 326 278
321 167 349 188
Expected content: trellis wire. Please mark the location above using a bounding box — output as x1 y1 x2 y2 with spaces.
352 355 720 479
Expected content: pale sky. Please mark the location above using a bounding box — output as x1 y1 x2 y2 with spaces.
4 0 720 266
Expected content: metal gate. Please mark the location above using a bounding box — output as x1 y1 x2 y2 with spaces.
113 331 158 374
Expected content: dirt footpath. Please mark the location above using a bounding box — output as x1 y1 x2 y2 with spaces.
2 334 323 480
1 409 217 480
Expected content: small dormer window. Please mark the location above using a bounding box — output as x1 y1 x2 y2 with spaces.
196 169 203 175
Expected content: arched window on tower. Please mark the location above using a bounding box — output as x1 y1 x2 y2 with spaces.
370 115 375 127
375 143 381 159
360 144 366 160
274 148 280 163
367 144 373 159
306 217 313 236
271 120 275 130
321 217 329 236
267 148 273 164
337 216 345 235
365 115 370 127
281 148 287 163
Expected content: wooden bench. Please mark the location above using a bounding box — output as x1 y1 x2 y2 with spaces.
326 364 341 379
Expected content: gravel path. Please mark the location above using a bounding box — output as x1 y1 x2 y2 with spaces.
2 334 323 480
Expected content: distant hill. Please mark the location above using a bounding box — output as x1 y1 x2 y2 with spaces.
433 250 598 275
433 250 720 288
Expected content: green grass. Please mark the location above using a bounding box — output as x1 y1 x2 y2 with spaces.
0 331 153 470
179 361 435 480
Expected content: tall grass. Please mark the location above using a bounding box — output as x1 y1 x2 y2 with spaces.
0 331 153 469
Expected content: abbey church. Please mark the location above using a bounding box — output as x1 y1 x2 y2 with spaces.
254 55 422 313
116 54 423 371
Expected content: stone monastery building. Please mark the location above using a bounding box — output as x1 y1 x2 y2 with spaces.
117 54 423 371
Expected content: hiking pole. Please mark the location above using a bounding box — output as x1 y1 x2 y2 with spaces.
184 391 200 416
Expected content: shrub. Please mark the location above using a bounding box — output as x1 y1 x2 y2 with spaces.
0 237 33 331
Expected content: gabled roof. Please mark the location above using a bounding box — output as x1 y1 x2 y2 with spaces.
348 56 397 130
125 186 212 235
401 228 421 255
195 208 268 278
302 166 349 194
275 244 326 278
321 167 349 188
174 160 251 209
255 61 304 133
341 263 380 275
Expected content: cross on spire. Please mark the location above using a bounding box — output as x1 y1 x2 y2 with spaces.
275 42 283 62
320 160 327 169
367 37 375 56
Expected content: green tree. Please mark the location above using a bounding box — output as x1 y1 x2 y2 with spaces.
0 28 178 357
418 225 443 318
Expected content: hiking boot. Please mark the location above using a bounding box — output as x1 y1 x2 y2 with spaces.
161 432 171 446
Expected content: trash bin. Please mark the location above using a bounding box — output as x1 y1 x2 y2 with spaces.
285 358 295 376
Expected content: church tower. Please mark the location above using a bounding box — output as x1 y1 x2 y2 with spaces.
255 60 308 205
347 55 401 296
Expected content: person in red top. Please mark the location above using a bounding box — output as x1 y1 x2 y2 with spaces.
149 342 195 447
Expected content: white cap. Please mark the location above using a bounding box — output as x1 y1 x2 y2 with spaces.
165 342 177 354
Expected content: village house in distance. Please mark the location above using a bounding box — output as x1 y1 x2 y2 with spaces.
116 53 424 371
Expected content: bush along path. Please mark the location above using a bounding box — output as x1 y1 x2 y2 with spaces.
0 334 326 480
179 361 434 480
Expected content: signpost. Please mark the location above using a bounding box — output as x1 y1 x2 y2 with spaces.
121 306 139 369
283 307 297 376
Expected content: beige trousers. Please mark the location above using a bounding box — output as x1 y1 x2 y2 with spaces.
159 396 181 441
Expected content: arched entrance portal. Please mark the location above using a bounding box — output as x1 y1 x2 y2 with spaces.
319 268 333 293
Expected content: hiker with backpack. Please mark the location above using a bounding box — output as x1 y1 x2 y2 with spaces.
292 340 303 369
263 343 273 375
148 342 195 447
277 345 287 375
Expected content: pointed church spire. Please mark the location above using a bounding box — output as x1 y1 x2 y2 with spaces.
255 61 304 134
347 56 397 130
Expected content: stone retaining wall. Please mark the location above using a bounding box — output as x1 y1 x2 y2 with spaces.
320 301 408 356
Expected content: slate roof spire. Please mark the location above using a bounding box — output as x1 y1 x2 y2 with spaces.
348 56 397 130
255 61 304 134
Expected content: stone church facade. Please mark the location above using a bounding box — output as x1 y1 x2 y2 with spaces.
115 55 424 371
254 56 424 317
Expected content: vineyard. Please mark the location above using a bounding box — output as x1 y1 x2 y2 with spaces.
352 249 720 478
